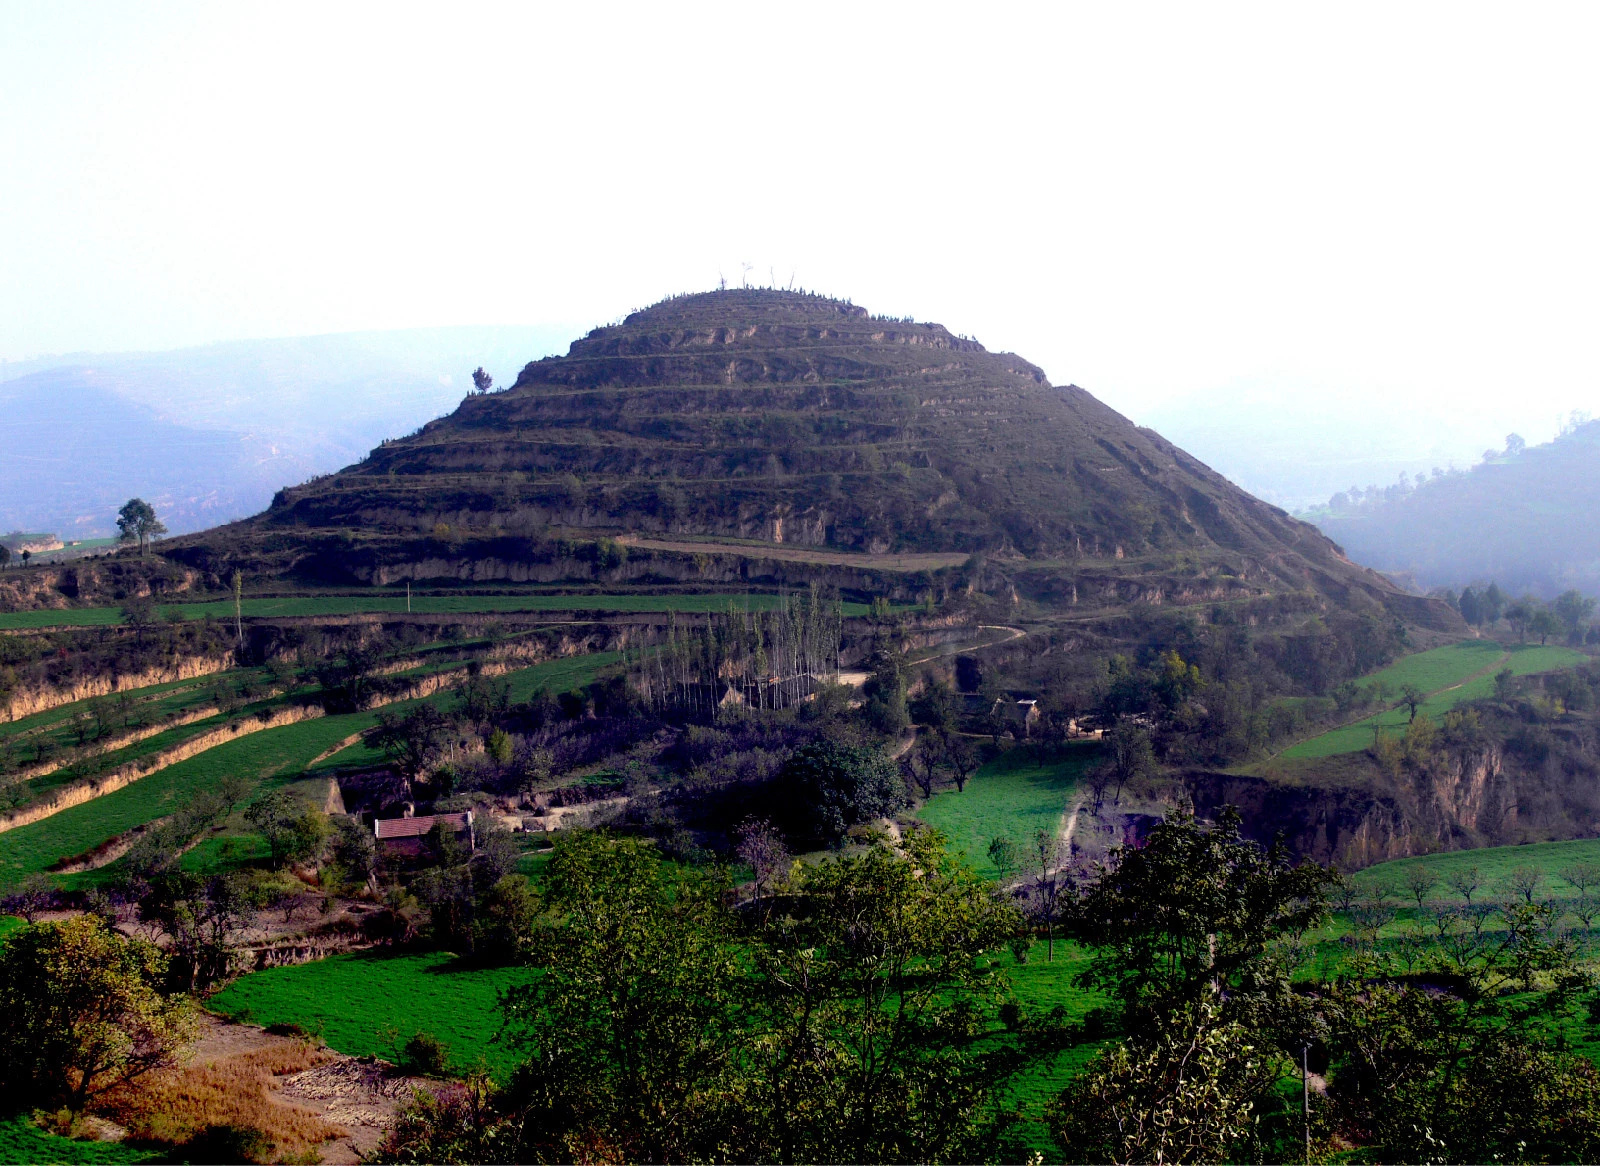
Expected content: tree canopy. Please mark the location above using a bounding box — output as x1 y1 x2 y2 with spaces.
115 497 167 555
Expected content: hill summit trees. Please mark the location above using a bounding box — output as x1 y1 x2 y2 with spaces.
115 498 166 556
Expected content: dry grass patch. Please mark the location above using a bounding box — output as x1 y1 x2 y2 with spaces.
99 1041 346 1163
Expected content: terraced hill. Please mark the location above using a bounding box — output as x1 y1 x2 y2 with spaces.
169 289 1450 628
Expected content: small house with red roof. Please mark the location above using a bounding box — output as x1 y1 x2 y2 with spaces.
373 809 475 858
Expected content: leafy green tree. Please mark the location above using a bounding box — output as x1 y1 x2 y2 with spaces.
1506 598 1535 642
1325 968 1600 1162
745 827 1031 1164
500 831 748 1163
136 870 250 992
1554 590 1597 642
324 815 378 894
1483 582 1507 624
244 789 328 868
397 830 1049 1164
0 915 196 1110
908 673 959 731
1067 807 1335 1032
779 740 902 845
987 835 1019 881
471 366 493 394
0 544 9 568
1105 720 1154 804
365 703 455 790
314 641 384 713
1530 605 1562 645
472 874 540 963
1050 993 1280 1165
115 497 167 556
861 654 909 735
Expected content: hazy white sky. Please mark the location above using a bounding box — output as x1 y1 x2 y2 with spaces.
3 2 1599 442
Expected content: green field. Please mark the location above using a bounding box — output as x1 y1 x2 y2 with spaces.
0 669 270 742
1280 641 1587 760
0 712 378 883
209 950 532 1078
1346 835 1600 901
205 933 1098 1157
0 592 873 631
915 746 1093 877
0 1115 156 1165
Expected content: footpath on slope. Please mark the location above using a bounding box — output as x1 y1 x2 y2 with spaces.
615 534 969 572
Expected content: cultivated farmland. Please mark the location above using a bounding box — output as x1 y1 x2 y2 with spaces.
0 652 621 884
1279 640 1587 760
915 746 1094 878
0 591 876 631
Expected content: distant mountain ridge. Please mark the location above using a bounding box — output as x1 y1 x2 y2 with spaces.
1312 420 1600 599
0 325 573 537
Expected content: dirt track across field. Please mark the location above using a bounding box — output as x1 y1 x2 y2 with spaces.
616 536 969 572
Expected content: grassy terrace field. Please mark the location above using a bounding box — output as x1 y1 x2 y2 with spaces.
1346 835 1600 901
0 591 875 631
0 652 620 884
915 745 1093 877
1278 640 1587 760
209 950 531 1078
0 1115 156 1165
0 670 267 742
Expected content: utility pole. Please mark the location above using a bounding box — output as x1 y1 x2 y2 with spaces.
1302 1044 1310 1166
231 570 244 651
407 581 411 614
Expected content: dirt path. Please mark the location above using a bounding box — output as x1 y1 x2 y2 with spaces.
1060 797 1084 857
904 623 1027 667
615 535 968 572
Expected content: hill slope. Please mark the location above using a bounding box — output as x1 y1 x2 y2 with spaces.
181 290 1449 628
1311 420 1600 598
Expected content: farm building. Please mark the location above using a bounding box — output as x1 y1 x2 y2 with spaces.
992 697 1041 738
374 808 475 858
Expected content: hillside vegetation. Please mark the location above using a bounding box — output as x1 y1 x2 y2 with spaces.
161 289 1451 638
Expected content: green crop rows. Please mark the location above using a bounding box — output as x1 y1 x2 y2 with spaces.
0 653 620 885
0 592 874 631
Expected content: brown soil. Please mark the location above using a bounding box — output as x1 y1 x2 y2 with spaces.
97 1012 427 1165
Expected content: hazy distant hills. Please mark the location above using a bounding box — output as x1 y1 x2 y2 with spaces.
1142 382 1513 513
0 325 573 538
1311 421 1600 598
